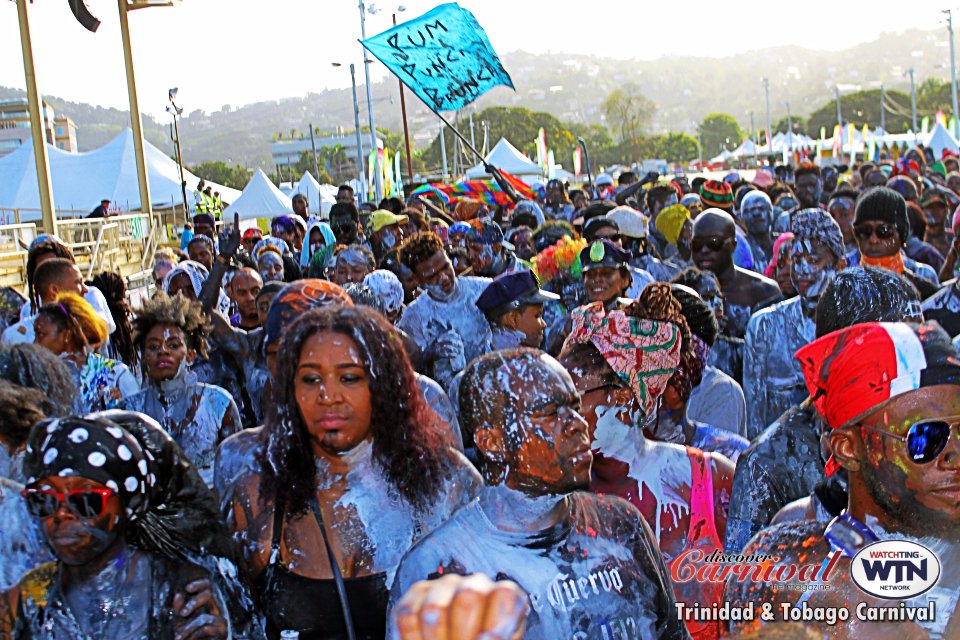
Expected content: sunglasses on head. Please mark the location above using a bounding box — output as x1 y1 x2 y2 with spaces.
858 419 960 464
853 222 897 241
21 487 115 518
691 237 728 252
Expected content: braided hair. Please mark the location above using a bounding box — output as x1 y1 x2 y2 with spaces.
90 271 137 369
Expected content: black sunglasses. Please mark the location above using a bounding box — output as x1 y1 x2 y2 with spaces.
22 487 115 518
859 419 959 464
853 223 897 241
691 237 728 252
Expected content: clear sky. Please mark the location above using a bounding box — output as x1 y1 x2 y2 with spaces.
0 0 949 120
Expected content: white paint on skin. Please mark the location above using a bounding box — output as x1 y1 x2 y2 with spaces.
592 404 691 549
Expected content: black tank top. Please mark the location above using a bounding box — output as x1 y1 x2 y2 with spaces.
258 496 389 640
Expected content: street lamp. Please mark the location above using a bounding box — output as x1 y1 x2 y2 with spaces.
333 63 368 199
166 88 189 225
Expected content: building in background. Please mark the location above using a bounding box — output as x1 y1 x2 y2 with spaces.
270 130 381 179
0 99 78 157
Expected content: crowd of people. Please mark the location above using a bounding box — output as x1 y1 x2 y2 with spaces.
0 151 958 639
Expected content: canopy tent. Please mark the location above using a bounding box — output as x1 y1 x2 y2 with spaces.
465 137 542 179
925 123 959 159
223 168 294 221
709 149 734 164
292 171 336 217
0 128 240 220
729 140 761 159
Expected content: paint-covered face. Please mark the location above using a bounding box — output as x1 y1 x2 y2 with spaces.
794 173 822 208
167 273 197 301
790 238 839 303
509 229 535 261
32 475 123 566
562 364 637 443
583 267 628 304
295 331 373 457
828 196 856 247
693 273 725 322
333 251 372 285
923 199 949 228
741 198 772 235
489 356 591 495
414 251 456 296
258 252 285 283
231 271 262 321
143 323 193 382
844 385 960 537
153 262 173 291
188 242 214 272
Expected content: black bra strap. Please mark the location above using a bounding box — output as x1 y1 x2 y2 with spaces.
310 493 357 640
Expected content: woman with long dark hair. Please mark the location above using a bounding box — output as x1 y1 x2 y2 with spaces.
89 271 138 370
229 305 480 640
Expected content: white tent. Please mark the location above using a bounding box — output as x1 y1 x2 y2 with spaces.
708 149 734 164
926 123 960 159
465 138 542 179
0 128 240 220
223 169 294 221
292 171 336 217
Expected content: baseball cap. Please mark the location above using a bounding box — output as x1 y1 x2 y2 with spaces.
475 270 559 320
370 209 409 233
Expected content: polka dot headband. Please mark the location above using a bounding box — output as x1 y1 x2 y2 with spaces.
24 416 155 521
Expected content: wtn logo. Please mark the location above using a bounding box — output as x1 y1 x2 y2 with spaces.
851 540 941 600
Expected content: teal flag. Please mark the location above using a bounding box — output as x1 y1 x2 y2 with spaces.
361 3 514 112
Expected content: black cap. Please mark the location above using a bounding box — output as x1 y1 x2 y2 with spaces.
476 270 559 320
854 186 909 245
579 239 632 272
584 216 618 242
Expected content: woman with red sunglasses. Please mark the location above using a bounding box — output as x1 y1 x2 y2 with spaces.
725 320 960 638
1 412 261 639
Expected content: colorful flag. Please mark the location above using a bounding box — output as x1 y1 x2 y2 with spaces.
409 168 537 207
922 116 930 136
360 3 514 113
573 147 582 179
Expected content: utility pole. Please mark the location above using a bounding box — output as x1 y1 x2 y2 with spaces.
167 89 188 225
748 111 756 164
358 0 382 201
696 123 703 168
439 120 449 180
349 64 366 200
908 68 919 141
15 0 56 235
762 77 772 153
391 12 413 187
118 0 153 215
880 84 886 131
309 123 321 183
947 9 960 122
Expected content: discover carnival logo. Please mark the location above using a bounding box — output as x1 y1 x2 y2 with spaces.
850 540 941 600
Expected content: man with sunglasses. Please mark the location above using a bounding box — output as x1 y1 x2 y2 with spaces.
849 186 939 299
726 320 960 638
691 209 780 383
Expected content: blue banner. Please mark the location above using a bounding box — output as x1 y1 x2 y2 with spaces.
361 3 514 113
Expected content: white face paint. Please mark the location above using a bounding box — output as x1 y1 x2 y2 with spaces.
591 403 692 547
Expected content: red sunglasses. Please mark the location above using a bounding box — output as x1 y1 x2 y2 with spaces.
21 487 115 518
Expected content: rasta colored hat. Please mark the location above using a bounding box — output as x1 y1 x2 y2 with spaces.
854 187 909 245
562 301 682 414
579 239 632 272
700 180 734 211
797 321 960 432
263 279 353 348
476 269 559 320
655 204 692 247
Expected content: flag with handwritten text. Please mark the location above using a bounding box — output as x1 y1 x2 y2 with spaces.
361 3 514 113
